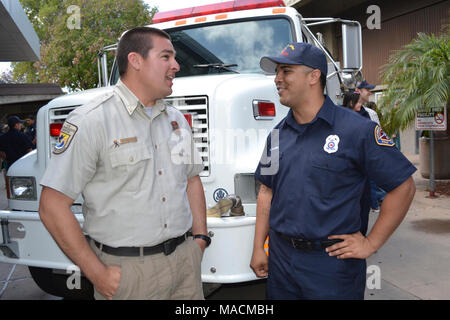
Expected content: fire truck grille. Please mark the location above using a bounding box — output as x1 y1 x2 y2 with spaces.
164 95 210 177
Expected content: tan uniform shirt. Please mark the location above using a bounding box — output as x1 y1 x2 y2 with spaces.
41 79 203 247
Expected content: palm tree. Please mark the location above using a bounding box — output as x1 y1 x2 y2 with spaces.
378 29 449 136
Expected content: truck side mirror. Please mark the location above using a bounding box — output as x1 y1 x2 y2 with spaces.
97 51 109 88
341 22 362 71
96 44 118 87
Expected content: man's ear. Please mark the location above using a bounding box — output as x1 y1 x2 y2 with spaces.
309 69 321 85
127 52 142 71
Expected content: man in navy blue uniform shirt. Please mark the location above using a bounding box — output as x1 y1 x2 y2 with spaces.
0 116 34 169
250 43 416 300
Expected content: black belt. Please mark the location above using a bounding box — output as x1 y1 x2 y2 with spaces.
93 233 188 257
277 232 343 251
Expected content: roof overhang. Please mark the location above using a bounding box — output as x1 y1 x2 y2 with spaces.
0 0 40 61
0 83 63 105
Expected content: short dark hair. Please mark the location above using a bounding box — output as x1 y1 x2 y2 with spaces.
320 73 326 91
342 91 360 109
117 27 171 77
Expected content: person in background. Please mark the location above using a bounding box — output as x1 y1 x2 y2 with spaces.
24 114 37 147
355 80 381 125
0 116 34 169
343 91 386 211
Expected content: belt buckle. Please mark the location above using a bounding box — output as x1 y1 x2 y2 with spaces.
163 238 177 256
291 238 314 251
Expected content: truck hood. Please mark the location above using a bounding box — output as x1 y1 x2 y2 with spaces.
44 73 274 108
170 73 273 97
45 86 114 108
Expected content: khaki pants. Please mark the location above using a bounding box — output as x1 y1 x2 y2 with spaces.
90 238 204 300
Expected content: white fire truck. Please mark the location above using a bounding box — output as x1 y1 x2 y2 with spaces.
0 0 362 298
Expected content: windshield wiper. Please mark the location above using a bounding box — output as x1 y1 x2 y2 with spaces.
193 63 239 74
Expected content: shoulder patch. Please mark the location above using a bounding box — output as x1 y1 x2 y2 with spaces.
53 121 78 154
374 125 395 147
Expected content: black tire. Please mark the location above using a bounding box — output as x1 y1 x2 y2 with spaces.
28 266 94 300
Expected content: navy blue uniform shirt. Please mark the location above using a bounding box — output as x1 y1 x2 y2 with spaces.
255 95 416 240
0 129 34 168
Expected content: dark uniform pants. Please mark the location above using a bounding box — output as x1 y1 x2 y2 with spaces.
267 230 366 300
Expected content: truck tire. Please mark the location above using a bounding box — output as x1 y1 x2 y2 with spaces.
28 266 94 300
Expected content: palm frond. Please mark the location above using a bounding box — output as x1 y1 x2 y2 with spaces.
378 30 449 135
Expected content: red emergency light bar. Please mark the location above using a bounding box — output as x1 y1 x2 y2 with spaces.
153 0 285 24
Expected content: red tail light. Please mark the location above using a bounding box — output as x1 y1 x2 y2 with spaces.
50 123 63 137
253 100 276 119
153 0 285 23
183 113 193 128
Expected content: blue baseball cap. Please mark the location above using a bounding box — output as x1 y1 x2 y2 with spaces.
357 80 375 89
7 116 24 128
260 42 328 76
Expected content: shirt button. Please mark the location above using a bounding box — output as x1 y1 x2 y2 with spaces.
162 197 166 202
158 170 162 175
164 224 167 228
129 156 134 162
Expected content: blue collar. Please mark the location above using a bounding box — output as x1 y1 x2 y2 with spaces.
284 95 336 132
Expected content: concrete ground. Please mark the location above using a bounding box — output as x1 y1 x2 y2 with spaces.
365 153 450 300
0 153 449 300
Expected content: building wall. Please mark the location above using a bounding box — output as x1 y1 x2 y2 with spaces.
298 0 449 155
361 0 449 85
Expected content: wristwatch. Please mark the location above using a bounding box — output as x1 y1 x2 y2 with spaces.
193 234 211 247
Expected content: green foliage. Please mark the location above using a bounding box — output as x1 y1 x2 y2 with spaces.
378 29 450 136
13 0 157 90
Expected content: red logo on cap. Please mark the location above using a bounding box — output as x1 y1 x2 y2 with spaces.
280 44 295 56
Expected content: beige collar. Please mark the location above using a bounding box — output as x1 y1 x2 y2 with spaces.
114 79 167 116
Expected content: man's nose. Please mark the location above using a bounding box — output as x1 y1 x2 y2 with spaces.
274 70 282 83
172 59 180 72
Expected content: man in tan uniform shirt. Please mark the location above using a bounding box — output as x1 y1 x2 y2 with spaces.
39 27 208 299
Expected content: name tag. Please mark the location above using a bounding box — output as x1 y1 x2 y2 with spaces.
119 137 137 144
113 136 137 147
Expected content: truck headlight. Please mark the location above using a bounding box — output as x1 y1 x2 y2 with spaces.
9 177 37 201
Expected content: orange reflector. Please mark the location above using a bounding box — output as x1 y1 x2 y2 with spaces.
195 17 207 23
215 14 227 20
264 236 269 256
175 20 187 26
153 0 285 23
272 8 286 13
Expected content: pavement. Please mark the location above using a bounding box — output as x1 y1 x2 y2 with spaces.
0 153 449 300
364 153 450 300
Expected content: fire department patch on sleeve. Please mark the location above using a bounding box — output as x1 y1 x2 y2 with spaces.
374 125 395 147
53 121 78 154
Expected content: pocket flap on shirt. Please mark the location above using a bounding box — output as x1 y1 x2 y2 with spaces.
310 154 350 172
109 143 152 168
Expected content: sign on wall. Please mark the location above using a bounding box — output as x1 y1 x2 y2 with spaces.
415 106 447 131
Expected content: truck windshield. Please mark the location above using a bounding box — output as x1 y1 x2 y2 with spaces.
169 17 293 77
110 17 293 84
